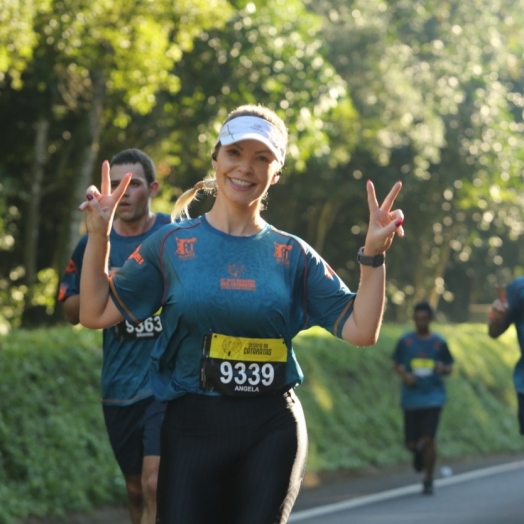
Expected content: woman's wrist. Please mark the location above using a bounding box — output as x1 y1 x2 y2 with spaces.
362 244 385 256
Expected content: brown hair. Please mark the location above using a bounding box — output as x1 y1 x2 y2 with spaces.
171 105 287 221
171 177 217 220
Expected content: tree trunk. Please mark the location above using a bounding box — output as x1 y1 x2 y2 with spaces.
50 70 106 324
66 69 106 257
310 181 356 255
428 227 455 312
314 198 345 254
23 116 49 302
413 225 454 312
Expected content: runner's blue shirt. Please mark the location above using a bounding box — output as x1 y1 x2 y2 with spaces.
392 332 454 409
505 276 524 393
109 215 356 401
59 213 172 406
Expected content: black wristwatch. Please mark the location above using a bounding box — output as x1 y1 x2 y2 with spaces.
357 247 385 267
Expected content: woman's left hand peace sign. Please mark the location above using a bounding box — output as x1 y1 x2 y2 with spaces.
363 180 404 256
78 160 132 238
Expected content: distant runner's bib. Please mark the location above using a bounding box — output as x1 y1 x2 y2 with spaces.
411 358 435 378
200 333 288 396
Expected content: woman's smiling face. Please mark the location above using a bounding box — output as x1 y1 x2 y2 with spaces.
213 139 281 208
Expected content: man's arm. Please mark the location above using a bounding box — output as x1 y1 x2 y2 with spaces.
488 298 510 338
63 295 80 325
394 363 416 386
436 341 454 375
435 362 452 375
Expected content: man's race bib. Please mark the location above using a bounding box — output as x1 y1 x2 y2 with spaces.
114 315 163 340
410 358 435 378
200 333 288 396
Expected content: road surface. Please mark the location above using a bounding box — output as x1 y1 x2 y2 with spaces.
291 457 524 523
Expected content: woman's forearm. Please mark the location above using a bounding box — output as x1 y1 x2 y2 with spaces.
79 234 120 328
341 264 385 346
339 181 402 346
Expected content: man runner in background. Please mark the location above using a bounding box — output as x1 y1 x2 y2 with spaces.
392 301 454 495
488 282 524 436
59 149 171 524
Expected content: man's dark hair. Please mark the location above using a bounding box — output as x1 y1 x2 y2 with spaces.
414 301 433 319
110 148 156 185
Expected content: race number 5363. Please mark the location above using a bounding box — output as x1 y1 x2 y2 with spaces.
116 315 162 340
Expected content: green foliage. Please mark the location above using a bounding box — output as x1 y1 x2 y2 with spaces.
145 0 347 183
301 0 524 319
2 1 524 337
0 0 234 330
30 0 232 116
0 326 122 524
0 268 58 332
0 0 52 87
294 323 524 472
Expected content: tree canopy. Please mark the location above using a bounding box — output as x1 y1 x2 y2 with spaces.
1 0 524 331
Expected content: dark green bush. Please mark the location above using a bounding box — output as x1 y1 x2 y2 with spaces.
0 327 124 524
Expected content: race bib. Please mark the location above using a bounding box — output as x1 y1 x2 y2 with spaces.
200 333 288 396
114 315 163 340
411 358 435 378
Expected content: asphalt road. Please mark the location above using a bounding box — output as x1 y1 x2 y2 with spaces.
291 455 524 524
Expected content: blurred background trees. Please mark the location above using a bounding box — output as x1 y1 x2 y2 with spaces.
1 0 523 331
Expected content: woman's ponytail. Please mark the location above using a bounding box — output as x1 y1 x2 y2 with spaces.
171 177 217 221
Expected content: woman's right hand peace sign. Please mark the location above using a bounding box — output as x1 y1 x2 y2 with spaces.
78 160 132 237
363 180 404 256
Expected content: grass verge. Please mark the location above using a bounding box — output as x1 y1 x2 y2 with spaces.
1 323 522 522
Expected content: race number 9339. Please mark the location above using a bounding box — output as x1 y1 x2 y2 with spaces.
200 333 288 396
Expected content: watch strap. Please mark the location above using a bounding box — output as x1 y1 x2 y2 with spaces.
357 247 385 267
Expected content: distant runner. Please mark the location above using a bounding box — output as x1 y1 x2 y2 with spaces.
392 301 454 495
488 281 524 436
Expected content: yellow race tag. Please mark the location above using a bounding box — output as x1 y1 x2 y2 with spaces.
208 334 288 363
411 358 435 369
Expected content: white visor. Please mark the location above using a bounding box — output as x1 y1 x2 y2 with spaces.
216 116 286 165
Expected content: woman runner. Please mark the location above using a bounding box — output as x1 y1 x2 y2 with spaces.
78 104 404 523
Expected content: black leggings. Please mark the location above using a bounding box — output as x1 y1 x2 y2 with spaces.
156 390 308 524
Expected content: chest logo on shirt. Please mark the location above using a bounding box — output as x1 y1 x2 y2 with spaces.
175 237 197 260
128 247 144 265
228 264 246 278
220 263 256 291
274 243 292 266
